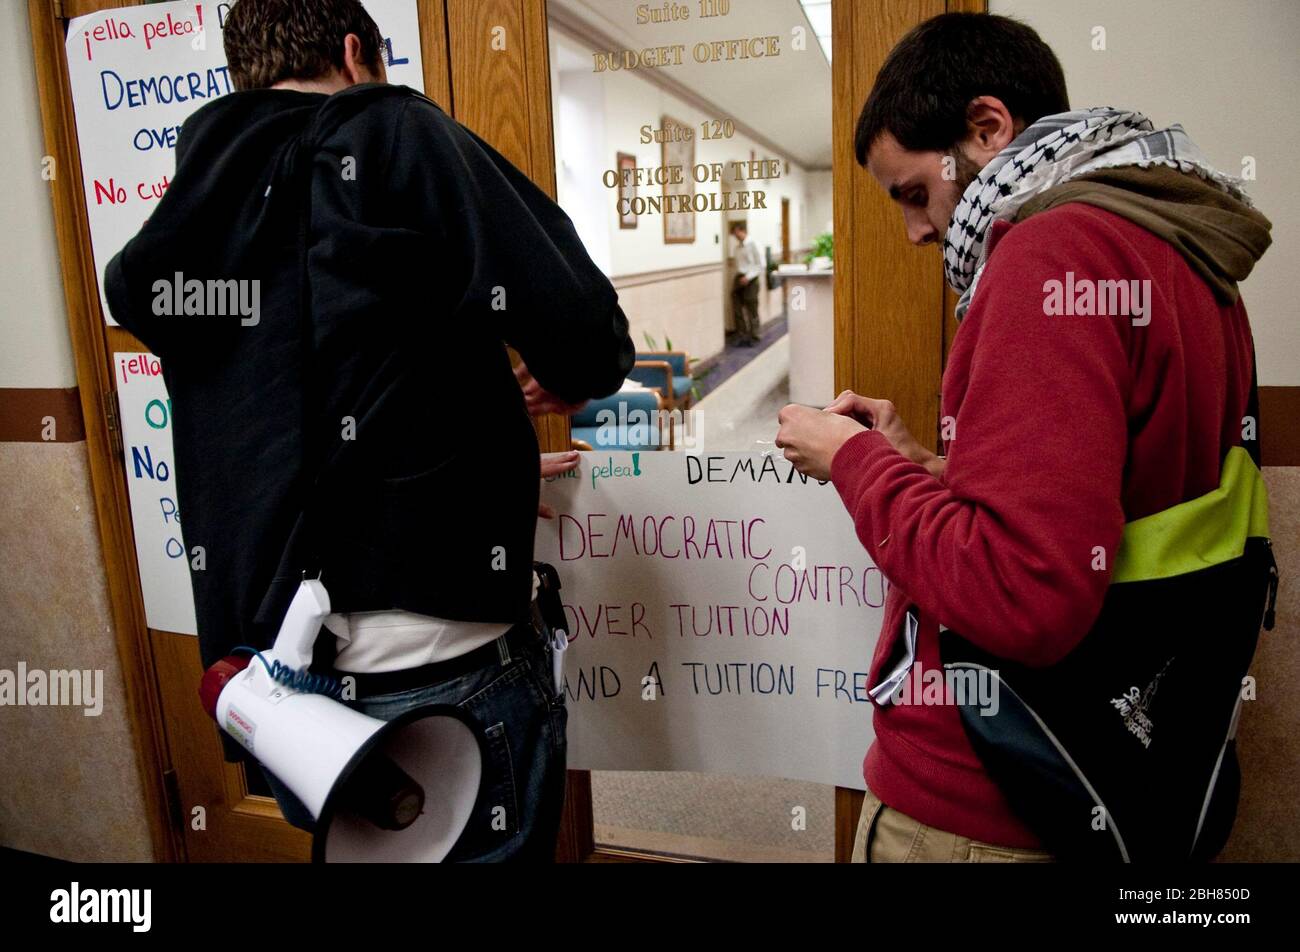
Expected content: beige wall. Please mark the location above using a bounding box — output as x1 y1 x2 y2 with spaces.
0 2 153 861
992 0 1300 388
612 264 727 364
0 0 75 389
994 0 1300 861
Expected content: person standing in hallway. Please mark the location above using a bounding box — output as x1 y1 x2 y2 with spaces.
730 221 763 346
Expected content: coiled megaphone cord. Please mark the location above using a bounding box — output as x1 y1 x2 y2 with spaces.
231 646 345 700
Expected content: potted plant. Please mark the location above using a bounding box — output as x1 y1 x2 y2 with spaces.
805 232 834 271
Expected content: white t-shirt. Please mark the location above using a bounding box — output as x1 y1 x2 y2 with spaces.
325 572 540 673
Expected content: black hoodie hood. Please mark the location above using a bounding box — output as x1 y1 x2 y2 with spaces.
106 84 412 353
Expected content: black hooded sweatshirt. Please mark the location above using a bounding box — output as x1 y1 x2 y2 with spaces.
105 84 634 688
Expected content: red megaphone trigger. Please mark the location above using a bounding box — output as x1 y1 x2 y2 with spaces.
200 653 253 721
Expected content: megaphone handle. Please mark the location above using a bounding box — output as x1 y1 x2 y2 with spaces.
270 578 331 672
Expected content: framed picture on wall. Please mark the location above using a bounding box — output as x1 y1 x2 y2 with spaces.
661 114 695 244
617 152 637 229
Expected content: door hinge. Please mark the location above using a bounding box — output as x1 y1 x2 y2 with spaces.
162 768 185 832
104 388 124 456
52 0 66 21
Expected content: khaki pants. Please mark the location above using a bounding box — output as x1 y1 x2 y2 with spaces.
852 789 1056 863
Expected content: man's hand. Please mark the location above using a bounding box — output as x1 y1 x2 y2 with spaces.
774 405 867 481
538 451 579 519
823 390 946 478
515 361 589 417
737 274 750 287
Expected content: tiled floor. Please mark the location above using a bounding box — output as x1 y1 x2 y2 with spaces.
689 331 793 453
592 770 835 862
693 314 789 403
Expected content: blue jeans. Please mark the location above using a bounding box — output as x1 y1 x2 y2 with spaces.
261 623 567 862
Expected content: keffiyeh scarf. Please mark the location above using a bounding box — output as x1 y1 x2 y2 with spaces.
944 107 1252 320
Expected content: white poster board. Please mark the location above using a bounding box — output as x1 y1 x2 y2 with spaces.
66 0 425 324
114 352 198 635
536 451 884 790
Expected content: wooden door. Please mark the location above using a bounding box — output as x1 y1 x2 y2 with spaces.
780 197 790 264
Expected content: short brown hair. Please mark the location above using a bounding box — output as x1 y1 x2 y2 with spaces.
854 13 1068 163
223 0 385 91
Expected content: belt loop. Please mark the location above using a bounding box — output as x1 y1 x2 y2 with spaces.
496 633 512 666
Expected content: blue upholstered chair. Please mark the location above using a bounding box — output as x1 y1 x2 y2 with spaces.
570 388 668 452
628 351 693 448
629 351 693 413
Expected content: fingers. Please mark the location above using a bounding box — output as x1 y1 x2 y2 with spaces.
856 397 894 428
825 391 878 425
539 450 580 519
775 402 813 449
539 450 580 477
826 389 856 408
777 402 814 425
824 389 857 414
825 394 893 429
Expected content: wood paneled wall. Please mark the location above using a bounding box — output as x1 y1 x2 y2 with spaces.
833 0 948 458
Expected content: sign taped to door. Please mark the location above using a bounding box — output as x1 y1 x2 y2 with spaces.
114 352 198 634
535 451 883 789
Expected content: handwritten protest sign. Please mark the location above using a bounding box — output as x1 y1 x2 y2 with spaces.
536 451 883 789
114 352 198 634
66 0 425 325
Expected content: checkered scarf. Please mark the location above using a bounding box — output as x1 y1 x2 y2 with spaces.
945 108 1252 320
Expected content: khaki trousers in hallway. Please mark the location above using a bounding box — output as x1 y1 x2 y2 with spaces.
851 789 1056 863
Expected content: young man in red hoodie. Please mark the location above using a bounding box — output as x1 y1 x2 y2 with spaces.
775 13 1270 861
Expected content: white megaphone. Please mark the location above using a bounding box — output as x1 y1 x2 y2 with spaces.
200 579 483 862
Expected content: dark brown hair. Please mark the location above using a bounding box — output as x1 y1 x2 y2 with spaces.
854 13 1068 163
223 0 385 91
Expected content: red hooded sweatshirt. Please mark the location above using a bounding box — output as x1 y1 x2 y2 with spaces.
830 202 1256 847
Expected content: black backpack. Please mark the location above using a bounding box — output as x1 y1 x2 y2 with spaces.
939 381 1278 862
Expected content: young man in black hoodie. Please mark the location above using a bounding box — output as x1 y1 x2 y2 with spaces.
105 0 634 861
